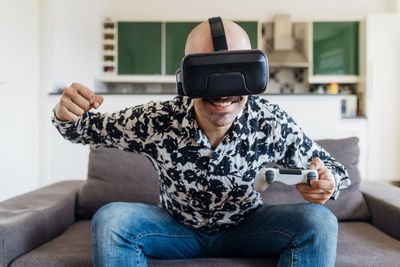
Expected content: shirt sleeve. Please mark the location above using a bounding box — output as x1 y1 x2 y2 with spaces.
272 105 351 200
51 103 153 154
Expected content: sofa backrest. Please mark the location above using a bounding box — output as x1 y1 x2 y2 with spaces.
77 148 159 219
76 137 370 221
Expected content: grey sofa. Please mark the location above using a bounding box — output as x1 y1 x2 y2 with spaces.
1 137 400 267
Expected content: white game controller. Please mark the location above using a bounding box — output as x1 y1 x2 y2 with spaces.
254 168 318 192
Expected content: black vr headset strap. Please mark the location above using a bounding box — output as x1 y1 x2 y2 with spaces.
208 17 228 51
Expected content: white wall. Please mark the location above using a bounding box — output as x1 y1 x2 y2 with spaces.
103 0 393 21
0 0 40 201
365 14 400 181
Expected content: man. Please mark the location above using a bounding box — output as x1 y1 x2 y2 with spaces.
53 19 350 267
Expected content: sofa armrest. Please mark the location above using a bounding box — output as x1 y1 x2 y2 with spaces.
0 180 84 267
360 181 400 241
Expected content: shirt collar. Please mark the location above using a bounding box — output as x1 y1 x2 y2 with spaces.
180 97 197 140
227 97 251 141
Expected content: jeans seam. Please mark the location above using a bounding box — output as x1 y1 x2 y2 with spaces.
136 243 142 267
134 233 195 241
290 238 297 267
291 247 294 267
236 230 293 239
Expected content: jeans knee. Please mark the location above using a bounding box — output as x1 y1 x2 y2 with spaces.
291 203 337 239
91 202 158 240
92 202 120 227
91 202 125 239
313 204 338 233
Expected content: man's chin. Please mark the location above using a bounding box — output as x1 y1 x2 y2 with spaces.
209 116 236 127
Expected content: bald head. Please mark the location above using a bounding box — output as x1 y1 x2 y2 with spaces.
184 19 251 55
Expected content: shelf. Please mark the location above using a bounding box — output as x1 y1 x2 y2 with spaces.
341 116 367 120
103 29 116 34
103 39 117 45
103 51 117 56
309 75 359 84
99 75 176 83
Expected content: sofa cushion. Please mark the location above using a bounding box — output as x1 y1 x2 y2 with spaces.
77 147 159 219
10 221 400 267
77 137 369 221
9 220 277 267
335 222 400 267
10 221 93 267
261 137 370 221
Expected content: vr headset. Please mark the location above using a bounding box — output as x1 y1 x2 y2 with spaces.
176 17 269 98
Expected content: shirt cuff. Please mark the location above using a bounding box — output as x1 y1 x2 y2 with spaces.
329 171 341 200
51 108 76 127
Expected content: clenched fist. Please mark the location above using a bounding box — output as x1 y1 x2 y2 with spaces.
54 82 104 122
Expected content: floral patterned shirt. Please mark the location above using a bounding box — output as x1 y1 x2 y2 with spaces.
52 95 350 233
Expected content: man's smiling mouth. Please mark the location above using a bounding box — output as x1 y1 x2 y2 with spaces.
202 96 243 107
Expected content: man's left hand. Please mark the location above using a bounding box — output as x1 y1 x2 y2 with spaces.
296 157 336 205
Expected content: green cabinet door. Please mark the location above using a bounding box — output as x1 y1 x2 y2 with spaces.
165 22 199 75
235 21 258 49
313 22 359 75
118 22 162 75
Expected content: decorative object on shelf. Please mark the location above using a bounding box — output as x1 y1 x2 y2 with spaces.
341 94 358 118
309 83 356 95
316 85 325 94
329 82 339 94
102 18 117 75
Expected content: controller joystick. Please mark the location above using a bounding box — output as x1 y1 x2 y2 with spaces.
265 170 275 184
307 172 318 186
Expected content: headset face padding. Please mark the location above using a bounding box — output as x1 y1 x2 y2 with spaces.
176 49 269 98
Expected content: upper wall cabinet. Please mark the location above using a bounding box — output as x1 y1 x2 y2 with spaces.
101 20 257 81
313 22 359 76
118 22 162 75
165 22 199 75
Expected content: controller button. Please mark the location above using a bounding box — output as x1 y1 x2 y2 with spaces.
307 172 317 179
265 170 275 184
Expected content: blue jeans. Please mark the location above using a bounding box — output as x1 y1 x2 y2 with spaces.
91 202 338 267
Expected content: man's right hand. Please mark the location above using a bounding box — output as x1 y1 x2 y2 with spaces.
54 82 104 122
